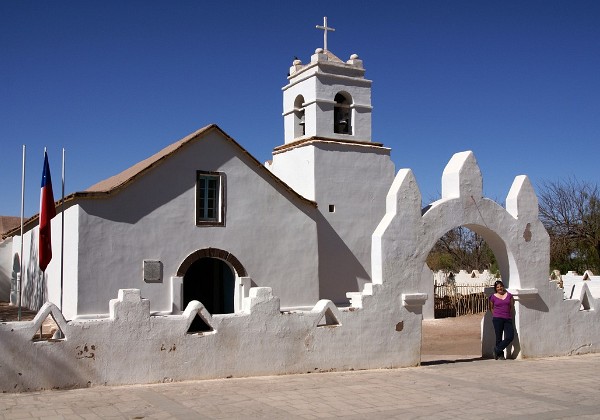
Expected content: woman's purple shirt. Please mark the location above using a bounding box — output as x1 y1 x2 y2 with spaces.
489 292 512 319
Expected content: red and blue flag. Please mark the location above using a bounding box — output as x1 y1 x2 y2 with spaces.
39 151 56 272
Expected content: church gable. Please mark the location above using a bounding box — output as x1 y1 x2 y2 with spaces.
71 125 321 316
77 124 316 224
84 124 315 208
3 124 315 239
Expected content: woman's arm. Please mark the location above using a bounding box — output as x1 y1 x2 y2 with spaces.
488 297 494 312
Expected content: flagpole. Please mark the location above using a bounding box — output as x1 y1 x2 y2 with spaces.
18 145 25 321
60 148 65 318
42 147 45 322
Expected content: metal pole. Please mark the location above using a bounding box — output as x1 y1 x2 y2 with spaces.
60 148 65 328
18 145 26 321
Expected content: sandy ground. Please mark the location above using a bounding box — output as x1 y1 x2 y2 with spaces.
421 314 484 364
421 313 482 356
1 302 483 357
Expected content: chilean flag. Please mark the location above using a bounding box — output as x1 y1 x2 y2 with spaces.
39 151 56 272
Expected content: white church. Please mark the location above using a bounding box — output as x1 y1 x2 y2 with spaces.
3 39 395 321
1 20 599 392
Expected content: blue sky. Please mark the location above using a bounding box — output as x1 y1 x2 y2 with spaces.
2 1 599 217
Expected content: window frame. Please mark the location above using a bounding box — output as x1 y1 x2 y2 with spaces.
196 171 226 226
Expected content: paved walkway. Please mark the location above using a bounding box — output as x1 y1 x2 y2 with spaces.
1 354 599 419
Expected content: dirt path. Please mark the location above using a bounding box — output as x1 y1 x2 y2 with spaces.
422 313 483 357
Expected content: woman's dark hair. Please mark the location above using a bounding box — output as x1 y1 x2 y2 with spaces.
494 280 505 289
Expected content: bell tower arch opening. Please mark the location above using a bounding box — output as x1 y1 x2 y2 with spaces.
333 92 352 135
293 95 306 138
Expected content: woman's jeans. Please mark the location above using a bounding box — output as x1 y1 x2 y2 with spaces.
492 317 514 355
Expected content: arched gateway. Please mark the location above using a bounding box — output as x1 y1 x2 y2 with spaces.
371 151 550 359
177 248 247 316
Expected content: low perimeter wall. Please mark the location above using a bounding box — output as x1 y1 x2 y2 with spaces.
0 287 423 392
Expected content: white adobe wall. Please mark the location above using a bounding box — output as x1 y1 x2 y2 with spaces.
8 206 80 318
74 131 320 317
0 237 15 301
560 271 600 301
0 284 422 392
421 264 434 320
313 142 395 303
270 140 395 304
266 146 316 200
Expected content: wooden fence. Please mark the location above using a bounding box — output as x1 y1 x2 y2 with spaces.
434 282 489 318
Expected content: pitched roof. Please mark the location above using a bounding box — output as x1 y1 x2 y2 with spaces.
0 216 20 236
85 124 214 193
3 124 316 239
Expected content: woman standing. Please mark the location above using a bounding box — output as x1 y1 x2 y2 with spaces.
488 280 514 360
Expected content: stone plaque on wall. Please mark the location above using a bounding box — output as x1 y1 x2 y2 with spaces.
143 260 163 283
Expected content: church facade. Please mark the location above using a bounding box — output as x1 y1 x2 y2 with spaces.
2 47 397 321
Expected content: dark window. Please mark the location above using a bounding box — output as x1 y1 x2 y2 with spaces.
196 171 225 226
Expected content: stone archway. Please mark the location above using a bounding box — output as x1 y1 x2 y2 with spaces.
177 248 247 278
371 151 550 360
176 248 247 318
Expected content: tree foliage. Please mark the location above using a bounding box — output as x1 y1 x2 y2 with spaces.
426 226 498 274
538 178 600 274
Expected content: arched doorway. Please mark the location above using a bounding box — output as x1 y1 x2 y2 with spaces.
417 218 515 360
422 225 502 362
183 257 235 315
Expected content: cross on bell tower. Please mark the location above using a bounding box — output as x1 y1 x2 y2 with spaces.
316 16 335 52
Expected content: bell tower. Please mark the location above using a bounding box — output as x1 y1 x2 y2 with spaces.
267 18 395 304
282 19 372 144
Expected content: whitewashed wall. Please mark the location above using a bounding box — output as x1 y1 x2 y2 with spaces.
0 284 421 392
8 130 321 320
559 271 600 301
3 150 600 393
0 237 15 301
9 197 87 319
270 141 395 304
73 131 320 317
